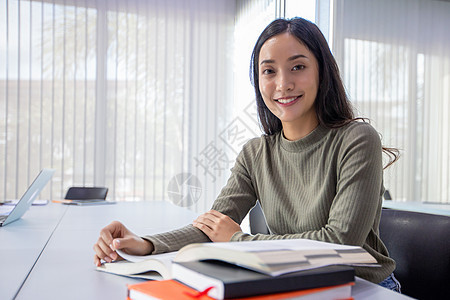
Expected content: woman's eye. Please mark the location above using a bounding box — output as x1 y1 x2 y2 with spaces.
292 65 305 71
262 69 274 75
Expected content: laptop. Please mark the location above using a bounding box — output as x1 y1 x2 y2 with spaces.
0 168 55 227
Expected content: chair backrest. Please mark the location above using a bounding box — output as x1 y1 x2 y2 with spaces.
249 201 270 235
379 208 450 300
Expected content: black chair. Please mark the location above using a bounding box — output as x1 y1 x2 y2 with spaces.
249 201 270 235
379 208 450 300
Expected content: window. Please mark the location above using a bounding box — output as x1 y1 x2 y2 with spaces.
0 0 235 211
333 0 450 203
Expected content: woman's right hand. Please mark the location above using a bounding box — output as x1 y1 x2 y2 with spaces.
93 221 154 266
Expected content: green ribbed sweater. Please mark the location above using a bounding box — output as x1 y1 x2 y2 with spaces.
145 121 395 283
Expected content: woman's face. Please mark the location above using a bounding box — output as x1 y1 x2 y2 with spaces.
258 32 319 131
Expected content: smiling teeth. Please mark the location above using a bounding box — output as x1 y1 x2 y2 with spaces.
277 97 298 104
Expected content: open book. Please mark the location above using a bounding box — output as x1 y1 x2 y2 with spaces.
97 251 176 280
96 238 378 279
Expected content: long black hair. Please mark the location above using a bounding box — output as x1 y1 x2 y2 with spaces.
250 18 399 167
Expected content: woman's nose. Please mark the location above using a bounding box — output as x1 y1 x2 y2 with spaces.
276 72 294 92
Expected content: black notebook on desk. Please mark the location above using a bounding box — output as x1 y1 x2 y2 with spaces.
172 260 355 299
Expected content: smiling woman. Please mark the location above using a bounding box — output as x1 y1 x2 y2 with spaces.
258 32 319 141
250 18 355 137
94 17 401 293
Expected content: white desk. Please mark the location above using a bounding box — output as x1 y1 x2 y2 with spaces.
0 203 68 300
383 200 450 217
1 202 414 300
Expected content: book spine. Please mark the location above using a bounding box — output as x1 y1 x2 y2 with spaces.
173 262 355 299
222 269 355 298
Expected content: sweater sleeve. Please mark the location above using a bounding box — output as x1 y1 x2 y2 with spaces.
143 138 261 254
232 123 383 246
143 225 210 254
211 139 260 224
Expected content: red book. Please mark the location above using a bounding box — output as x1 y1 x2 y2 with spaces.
127 279 354 300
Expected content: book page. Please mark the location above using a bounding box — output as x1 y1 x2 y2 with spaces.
98 250 178 280
116 249 177 263
173 239 377 276
206 239 362 252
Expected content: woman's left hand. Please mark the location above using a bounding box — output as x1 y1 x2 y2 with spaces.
193 210 242 242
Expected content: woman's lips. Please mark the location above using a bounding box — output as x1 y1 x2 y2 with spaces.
275 95 303 106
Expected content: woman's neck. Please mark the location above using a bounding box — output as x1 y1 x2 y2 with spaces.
282 117 319 141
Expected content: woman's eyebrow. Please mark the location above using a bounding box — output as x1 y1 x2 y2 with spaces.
288 54 308 61
260 59 275 65
260 54 308 65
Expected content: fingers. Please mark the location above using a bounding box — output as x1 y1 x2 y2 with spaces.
194 215 215 229
93 221 125 265
93 244 111 266
193 210 242 242
96 237 115 259
193 218 213 233
93 237 116 265
110 237 143 254
196 210 224 220
93 221 156 266
193 211 220 234
99 226 114 247
94 254 101 267
194 210 224 226
193 212 213 236
207 210 224 218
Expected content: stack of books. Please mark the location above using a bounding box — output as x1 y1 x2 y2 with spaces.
97 239 378 299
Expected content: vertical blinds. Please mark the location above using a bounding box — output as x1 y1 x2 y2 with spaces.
5 0 447 206
0 0 235 210
233 0 277 126
333 0 450 203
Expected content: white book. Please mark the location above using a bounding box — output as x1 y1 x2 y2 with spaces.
96 238 378 279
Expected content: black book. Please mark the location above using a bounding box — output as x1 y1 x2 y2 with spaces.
172 260 355 299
